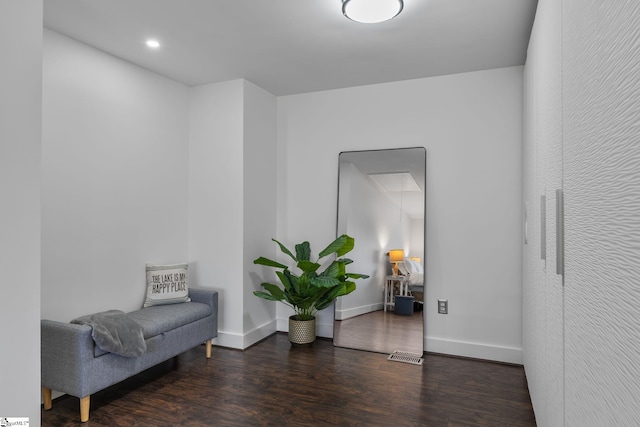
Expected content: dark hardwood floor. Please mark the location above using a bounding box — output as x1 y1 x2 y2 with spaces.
41 333 536 426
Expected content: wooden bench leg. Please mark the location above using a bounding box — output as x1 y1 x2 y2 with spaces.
206 339 212 359
80 395 90 423
42 387 52 410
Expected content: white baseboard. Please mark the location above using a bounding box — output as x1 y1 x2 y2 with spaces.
426 336 523 364
316 319 334 338
216 322 523 365
243 320 277 348
213 320 277 350
334 302 383 320
212 331 245 349
276 317 286 332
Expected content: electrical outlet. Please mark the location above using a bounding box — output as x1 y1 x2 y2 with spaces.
438 299 448 314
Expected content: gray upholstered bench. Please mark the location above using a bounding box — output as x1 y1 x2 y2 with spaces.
41 287 218 422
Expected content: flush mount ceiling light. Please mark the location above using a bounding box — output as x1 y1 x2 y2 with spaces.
146 39 160 48
342 0 403 24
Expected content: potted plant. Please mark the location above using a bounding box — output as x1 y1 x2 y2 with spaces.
253 234 369 345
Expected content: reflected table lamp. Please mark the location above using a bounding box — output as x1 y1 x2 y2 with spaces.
389 249 404 276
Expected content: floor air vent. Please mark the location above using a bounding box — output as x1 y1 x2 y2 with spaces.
387 350 424 365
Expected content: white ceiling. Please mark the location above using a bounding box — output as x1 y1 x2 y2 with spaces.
43 0 538 96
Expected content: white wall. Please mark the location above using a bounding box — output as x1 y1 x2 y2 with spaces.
40 29 278 357
0 1 42 422
189 80 245 347
278 67 524 363
242 81 278 347
41 30 190 321
188 79 278 349
40 29 278 351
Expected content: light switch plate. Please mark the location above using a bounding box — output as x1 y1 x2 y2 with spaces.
438 299 448 314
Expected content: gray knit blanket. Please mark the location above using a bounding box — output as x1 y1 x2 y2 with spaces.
71 310 147 357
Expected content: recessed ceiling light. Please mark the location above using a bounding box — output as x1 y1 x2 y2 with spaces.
146 39 160 49
342 0 403 24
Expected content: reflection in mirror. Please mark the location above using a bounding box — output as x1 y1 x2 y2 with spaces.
334 147 426 355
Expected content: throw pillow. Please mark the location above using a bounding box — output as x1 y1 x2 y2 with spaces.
144 262 190 308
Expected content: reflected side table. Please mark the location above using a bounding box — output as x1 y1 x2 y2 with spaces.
384 275 410 312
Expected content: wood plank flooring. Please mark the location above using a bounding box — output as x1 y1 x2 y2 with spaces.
334 309 424 354
41 333 536 426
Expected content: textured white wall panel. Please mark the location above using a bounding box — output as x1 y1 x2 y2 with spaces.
522 56 544 423
523 1 564 425
563 0 640 425
538 0 565 425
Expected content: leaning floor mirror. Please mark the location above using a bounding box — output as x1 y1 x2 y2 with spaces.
334 147 426 355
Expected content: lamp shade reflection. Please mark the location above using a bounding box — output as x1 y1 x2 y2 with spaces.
389 249 404 276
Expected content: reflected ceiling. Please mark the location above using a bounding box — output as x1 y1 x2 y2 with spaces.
340 148 425 219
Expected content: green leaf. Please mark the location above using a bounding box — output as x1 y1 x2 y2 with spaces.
276 270 294 292
253 257 288 269
321 260 343 278
315 285 344 311
335 235 355 257
318 234 354 259
253 280 288 302
253 291 280 301
297 260 321 274
272 238 296 261
310 275 340 287
340 281 357 296
295 241 311 261
290 271 303 293
345 272 370 279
